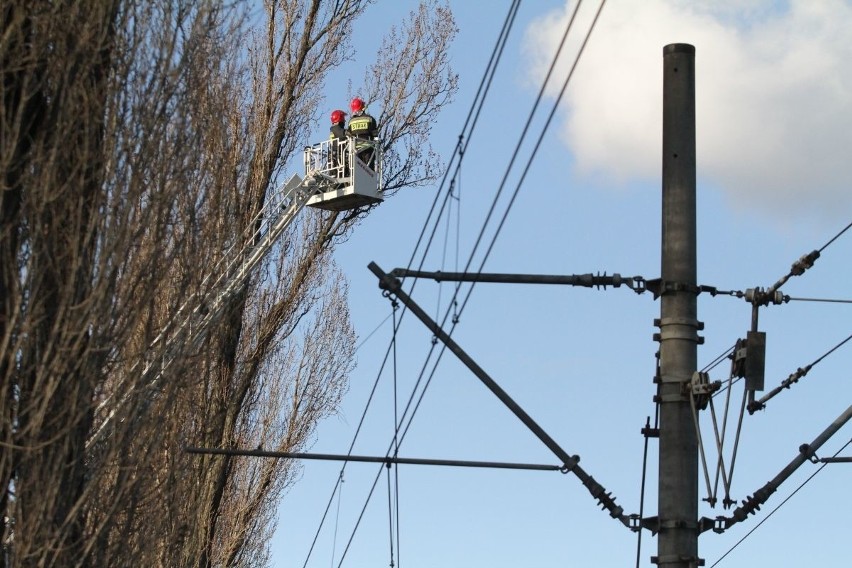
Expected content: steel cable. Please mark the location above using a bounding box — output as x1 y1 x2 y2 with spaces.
817 220 852 253
298 3 524 565
335 3 611 564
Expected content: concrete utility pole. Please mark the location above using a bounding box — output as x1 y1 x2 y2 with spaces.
656 44 700 568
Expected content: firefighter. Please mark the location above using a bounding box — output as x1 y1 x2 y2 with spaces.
346 97 378 168
330 109 347 141
328 109 348 178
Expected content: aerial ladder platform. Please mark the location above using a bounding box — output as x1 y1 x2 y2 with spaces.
89 137 382 446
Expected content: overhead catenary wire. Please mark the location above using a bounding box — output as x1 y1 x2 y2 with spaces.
332 3 613 564
466 1 607 284
322 0 531 561
330 325 466 567
288 7 844 562
453 0 602 301
299 302 401 568
386 0 523 425
717 403 852 536
391 304 401 567
341 13 844 567
394 0 608 438
435 178 460 326
332 256 630 567
402 0 522 283
298 3 523 565
353 312 394 352
329 472 344 568
142 1 848 564
385 464 395 568
817 220 852 253
392 0 609 497
386 0 611 468
360 2 620 536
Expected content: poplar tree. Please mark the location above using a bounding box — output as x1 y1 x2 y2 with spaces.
0 1 457 565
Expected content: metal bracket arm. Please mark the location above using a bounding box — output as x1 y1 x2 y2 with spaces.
185 447 564 471
387 268 645 291
715 404 852 532
369 261 636 528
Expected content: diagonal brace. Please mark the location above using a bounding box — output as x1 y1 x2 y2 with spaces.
368 261 632 527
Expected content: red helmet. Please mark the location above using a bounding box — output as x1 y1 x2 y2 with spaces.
350 97 365 113
331 109 346 124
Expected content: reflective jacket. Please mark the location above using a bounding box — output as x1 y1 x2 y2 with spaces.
347 113 378 140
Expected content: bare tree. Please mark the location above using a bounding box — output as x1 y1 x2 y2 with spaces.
2 2 124 565
367 0 459 195
1 1 457 566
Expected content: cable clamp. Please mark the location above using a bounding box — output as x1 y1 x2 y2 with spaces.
645 279 702 299
651 554 705 567
635 515 659 534
653 328 705 344
658 374 691 385
655 393 689 403
378 274 402 293
652 318 705 344
641 426 660 438
697 516 719 534
640 417 659 439
658 518 700 530
630 276 648 294
560 455 580 474
799 443 820 463
654 317 705 330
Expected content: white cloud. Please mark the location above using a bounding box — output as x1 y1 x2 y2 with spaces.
523 0 852 220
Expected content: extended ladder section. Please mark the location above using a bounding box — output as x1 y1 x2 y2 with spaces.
90 147 381 446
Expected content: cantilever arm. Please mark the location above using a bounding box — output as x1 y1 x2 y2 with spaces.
711 403 852 533
368 261 633 528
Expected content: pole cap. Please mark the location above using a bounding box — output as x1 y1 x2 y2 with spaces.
664 43 695 55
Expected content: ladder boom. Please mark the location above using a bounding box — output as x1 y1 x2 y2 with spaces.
88 173 317 448
90 135 384 448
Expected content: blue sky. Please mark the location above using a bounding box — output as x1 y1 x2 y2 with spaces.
271 1 851 566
